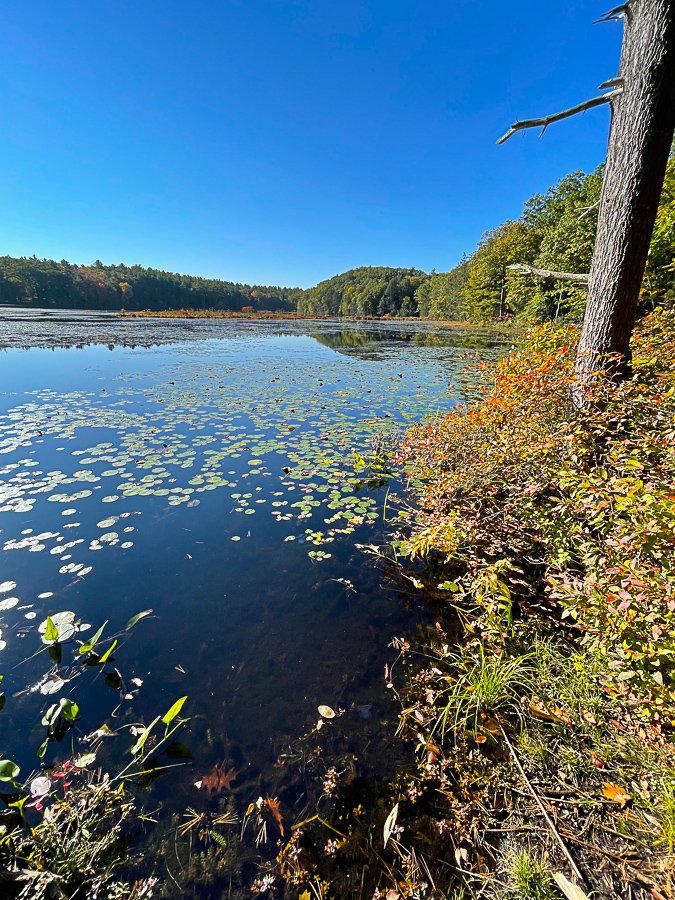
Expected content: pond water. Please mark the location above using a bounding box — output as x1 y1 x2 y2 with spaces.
0 310 508 890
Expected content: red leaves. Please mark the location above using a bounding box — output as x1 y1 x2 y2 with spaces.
197 762 238 794
264 796 284 836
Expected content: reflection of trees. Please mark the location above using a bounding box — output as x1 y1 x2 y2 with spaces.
308 326 509 359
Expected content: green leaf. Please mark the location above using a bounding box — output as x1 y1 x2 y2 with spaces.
0 760 19 782
98 639 118 664
78 621 107 655
44 616 59 643
162 695 187 726
37 739 49 760
130 716 160 756
60 698 79 724
125 609 153 631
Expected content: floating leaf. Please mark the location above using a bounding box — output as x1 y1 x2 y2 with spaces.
43 616 59 644
0 760 20 782
74 753 97 768
318 705 335 719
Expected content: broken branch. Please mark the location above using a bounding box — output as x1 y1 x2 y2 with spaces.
497 90 622 144
593 3 631 25
507 263 589 284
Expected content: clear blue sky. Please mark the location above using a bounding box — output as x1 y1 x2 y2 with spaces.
0 1 622 287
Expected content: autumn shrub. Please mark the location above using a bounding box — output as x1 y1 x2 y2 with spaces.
399 306 675 716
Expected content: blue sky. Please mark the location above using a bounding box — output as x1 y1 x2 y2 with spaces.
0 1 622 287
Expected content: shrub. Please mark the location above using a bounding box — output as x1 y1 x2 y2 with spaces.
399 307 675 716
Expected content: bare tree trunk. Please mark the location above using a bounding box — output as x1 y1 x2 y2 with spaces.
574 0 675 400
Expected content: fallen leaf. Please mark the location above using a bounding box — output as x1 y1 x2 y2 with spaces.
529 698 572 726
265 796 284 836
199 762 238 794
602 782 631 808
318 704 335 719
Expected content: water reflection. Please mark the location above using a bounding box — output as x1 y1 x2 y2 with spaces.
0 310 508 892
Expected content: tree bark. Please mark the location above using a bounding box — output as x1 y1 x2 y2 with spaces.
574 0 675 400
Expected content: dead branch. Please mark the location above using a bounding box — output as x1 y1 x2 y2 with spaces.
593 3 632 25
500 724 588 888
497 89 622 144
507 263 590 284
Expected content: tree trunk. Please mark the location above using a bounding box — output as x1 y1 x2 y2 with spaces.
574 0 675 401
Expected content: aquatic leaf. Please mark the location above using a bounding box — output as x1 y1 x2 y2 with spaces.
60 698 79 723
130 716 161 756
199 762 238 793
40 611 77 644
318 705 335 719
39 676 66 695
162 695 187 725
125 609 153 631
383 802 399 848
43 616 59 644
78 621 107 655
265 796 284 835
74 753 97 768
99 639 118 664
30 775 51 798
0 760 20 782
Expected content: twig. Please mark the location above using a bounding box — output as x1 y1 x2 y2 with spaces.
578 200 600 220
500 724 587 887
506 263 589 284
497 89 622 144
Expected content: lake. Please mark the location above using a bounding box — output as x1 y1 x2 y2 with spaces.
0 310 508 893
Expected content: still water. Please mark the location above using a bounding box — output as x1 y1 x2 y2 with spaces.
0 311 507 888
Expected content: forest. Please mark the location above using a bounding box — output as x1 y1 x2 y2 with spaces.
3 149 673 325
0 257 302 313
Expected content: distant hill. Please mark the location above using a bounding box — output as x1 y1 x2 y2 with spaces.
0 256 303 313
296 266 427 317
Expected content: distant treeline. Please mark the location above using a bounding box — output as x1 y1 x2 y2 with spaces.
0 258 303 313
3 151 673 322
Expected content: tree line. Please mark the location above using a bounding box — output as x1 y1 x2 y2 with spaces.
0 257 303 313
2 152 672 322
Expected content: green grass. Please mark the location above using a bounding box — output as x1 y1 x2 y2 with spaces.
506 849 556 900
433 643 535 739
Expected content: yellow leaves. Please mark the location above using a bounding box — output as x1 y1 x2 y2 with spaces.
602 782 631 808
528 698 573 727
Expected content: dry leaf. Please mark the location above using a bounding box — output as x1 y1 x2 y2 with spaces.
199 762 238 794
318 704 335 719
529 698 572 726
602 782 631 807
265 796 284 836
